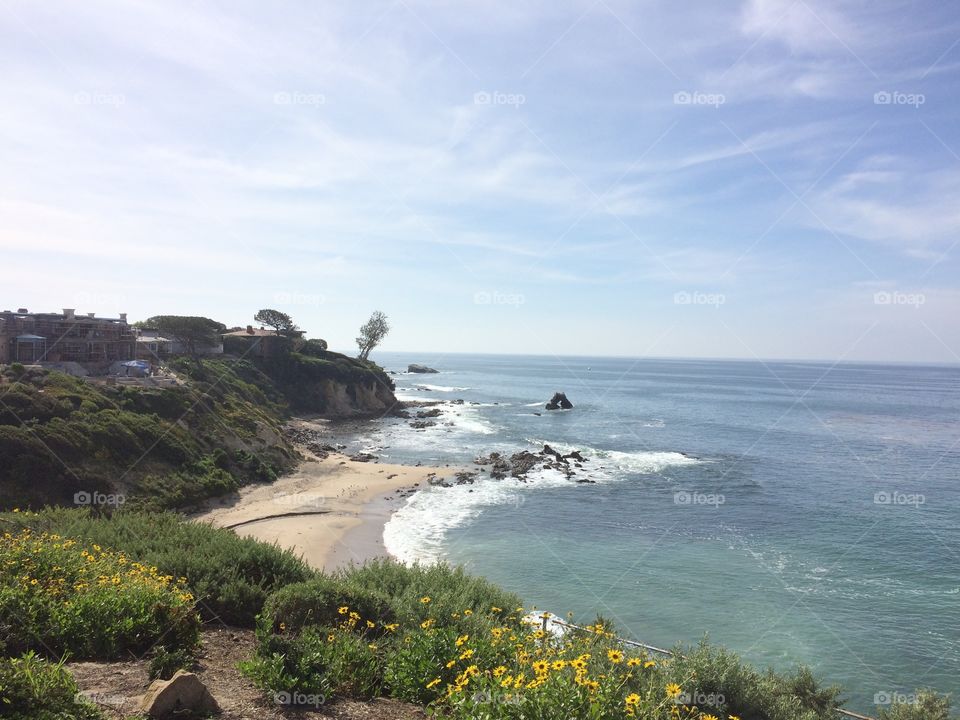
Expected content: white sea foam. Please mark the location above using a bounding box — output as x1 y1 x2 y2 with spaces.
415 384 471 392
383 444 702 564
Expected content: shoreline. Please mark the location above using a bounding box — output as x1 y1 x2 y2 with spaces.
194 419 454 572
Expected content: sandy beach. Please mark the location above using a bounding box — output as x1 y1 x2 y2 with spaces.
194 423 451 571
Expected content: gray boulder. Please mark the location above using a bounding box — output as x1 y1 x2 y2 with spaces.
408 364 439 373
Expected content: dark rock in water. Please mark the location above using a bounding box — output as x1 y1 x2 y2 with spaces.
410 420 437 429
533 412 541 416
563 450 586 462
509 450 540 477
452 399 465 405
545 392 574 410
408 364 439 373
576 478 597 484
541 444 564 460
417 408 442 418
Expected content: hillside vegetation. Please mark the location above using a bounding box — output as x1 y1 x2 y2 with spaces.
0 348 397 512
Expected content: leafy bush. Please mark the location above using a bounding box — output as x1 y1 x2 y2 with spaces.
0 526 199 660
878 690 952 720
2 508 314 627
241 561 897 720
262 576 395 634
338 559 521 633
0 652 104 720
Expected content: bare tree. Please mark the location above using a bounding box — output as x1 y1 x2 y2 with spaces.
356 311 389 361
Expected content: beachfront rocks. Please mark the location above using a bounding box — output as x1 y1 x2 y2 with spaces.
545 392 574 410
410 420 436 429
349 452 377 463
138 671 220 718
408 364 439 373
417 408 442 418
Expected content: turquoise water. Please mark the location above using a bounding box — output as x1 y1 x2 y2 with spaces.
355 353 959 712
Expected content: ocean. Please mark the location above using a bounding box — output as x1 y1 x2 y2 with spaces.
343 352 959 712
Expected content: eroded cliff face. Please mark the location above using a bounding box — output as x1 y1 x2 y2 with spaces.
290 376 400 417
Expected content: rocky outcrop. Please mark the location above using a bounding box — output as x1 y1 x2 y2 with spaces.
292 376 401 418
408 364 439 373
474 444 595 482
545 392 573 410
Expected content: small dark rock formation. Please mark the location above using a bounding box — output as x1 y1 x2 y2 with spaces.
410 420 437 429
545 392 574 410
417 408 442 418
408 364 439 373
348 452 377 462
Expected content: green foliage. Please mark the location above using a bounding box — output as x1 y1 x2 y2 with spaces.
145 315 225 359
3 508 314 627
0 526 199 660
148 646 197 680
878 690 952 720
0 363 295 511
338 559 521 632
262 576 395 634
254 309 299 336
0 652 105 720
301 338 329 355
669 640 842 720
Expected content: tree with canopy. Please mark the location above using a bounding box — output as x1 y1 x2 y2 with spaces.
356 311 389 361
253 308 299 336
145 315 225 372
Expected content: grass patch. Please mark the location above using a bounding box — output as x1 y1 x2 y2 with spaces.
0 652 105 720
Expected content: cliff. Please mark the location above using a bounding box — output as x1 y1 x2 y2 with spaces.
0 352 399 511
261 350 401 418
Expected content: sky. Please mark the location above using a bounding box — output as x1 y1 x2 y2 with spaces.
1 0 959 362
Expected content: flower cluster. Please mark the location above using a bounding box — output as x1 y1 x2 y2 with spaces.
1 529 199 659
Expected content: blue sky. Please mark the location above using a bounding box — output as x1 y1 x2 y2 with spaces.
2 0 959 362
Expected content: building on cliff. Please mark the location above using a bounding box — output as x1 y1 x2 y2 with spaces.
222 326 287 359
0 308 136 365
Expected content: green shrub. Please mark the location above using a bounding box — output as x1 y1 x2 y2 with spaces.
148 646 197 680
0 652 104 720
261 576 395 634
338 559 521 633
2 508 314 627
0 527 199 660
878 690 952 720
